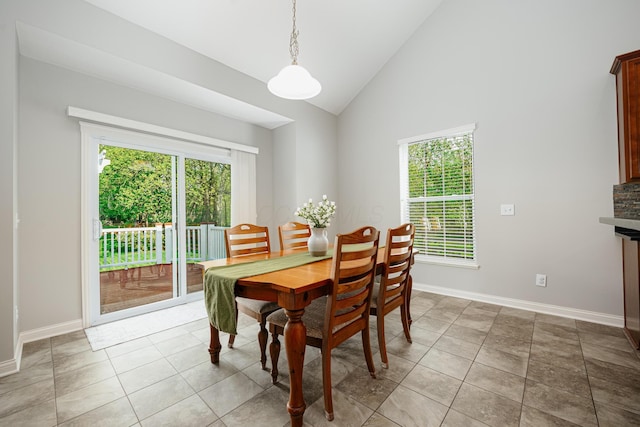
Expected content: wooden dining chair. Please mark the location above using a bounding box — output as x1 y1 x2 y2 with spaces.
224 223 280 369
278 221 311 250
267 226 380 421
370 223 415 369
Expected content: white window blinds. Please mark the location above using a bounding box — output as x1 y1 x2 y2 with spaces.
399 124 477 265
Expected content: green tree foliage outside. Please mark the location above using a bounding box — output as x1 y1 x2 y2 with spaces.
99 145 231 228
407 135 475 260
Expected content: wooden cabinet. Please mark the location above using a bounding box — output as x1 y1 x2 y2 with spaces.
619 229 640 348
611 50 640 183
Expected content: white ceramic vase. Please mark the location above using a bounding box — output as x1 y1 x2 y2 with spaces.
308 227 329 256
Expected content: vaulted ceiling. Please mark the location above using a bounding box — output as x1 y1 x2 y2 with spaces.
82 0 443 116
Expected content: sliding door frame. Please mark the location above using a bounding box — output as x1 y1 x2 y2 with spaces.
80 122 231 327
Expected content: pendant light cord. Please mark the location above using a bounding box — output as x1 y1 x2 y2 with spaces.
289 0 299 65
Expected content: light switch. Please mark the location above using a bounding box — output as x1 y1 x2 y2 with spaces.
500 204 515 216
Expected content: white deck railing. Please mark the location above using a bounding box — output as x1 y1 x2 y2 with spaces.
100 224 227 269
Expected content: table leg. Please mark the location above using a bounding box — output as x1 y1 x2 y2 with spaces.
208 323 222 364
284 308 307 427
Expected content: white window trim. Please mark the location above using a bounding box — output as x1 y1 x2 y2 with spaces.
399 123 479 269
398 123 477 146
68 106 259 154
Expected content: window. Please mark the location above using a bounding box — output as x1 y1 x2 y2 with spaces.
399 123 477 266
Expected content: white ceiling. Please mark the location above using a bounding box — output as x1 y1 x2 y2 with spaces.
82 0 443 116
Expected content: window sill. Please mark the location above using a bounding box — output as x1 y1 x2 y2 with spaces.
415 255 480 270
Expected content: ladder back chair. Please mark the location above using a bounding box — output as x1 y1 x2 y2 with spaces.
278 221 311 250
370 223 415 368
224 223 280 369
267 226 380 421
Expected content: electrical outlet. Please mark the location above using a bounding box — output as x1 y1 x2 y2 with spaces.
536 274 547 287
500 204 515 216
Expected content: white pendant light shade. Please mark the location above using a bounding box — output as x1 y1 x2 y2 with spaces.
268 64 321 100
268 0 321 100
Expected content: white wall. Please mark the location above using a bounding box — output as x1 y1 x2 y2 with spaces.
338 0 640 317
0 4 19 364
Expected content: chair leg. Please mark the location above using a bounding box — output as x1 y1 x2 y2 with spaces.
269 330 280 384
321 345 334 421
361 326 377 379
258 318 269 370
376 315 389 369
400 303 412 343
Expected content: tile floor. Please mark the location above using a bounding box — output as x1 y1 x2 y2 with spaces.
2 291 640 426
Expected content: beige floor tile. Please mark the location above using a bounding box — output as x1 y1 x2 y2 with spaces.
400 364 461 406
0 378 55 418
432 335 481 360
128 374 195 420
58 396 137 427
412 316 451 334
475 346 528 377
400 325 440 348
576 320 626 338
199 372 264 417
8 291 640 427
180 358 239 392
0 398 56 427
164 344 211 372
595 400 640 427
440 409 490 427
363 412 402 427
482 332 531 358
589 375 640 415
526 359 590 398
110 345 164 374
443 324 488 345
584 357 640 389
451 383 521 427
336 366 397 410
118 358 178 394
55 376 125 423
54 359 116 397
464 362 525 403
581 342 640 370
519 405 581 426
53 349 108 377
140 394 217 426
523 379 597 427
534 314 577 329
419 347 472 380
0 360 53 395
453 312 495 333
378 385 448 427
579 330 634 353
220 386 290 427
104 336 154 359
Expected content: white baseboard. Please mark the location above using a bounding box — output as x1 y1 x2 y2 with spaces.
0 356 18 377
19 319 84 344
0 318 83 378
413 282 624 328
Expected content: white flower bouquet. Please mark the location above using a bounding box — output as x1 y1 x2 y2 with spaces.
295 195 336 228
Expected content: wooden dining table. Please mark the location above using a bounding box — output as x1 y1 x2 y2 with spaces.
197 246 392 427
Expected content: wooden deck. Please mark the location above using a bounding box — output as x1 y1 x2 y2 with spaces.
100 264 204 314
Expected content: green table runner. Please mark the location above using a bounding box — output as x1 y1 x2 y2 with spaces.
204 251 333 334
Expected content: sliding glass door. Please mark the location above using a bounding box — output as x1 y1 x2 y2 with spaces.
84 125 231 326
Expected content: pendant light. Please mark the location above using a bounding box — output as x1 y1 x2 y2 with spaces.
268 0 321 100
